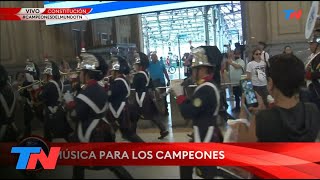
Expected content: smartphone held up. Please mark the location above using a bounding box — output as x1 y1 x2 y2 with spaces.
240 79 258 108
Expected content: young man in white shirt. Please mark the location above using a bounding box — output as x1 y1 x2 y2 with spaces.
258 41 270 66
227 49 245 112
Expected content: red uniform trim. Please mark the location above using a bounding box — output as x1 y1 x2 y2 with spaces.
176 95 187 105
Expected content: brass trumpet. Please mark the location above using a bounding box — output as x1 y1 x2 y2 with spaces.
18 80 45 92
59 70 80 76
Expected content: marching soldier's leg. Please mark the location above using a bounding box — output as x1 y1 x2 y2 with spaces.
72 166 85 179
128 104 140 134
120 128 145 142
43 112 52 142
119 110 144 142
180 166 194 179
23 104 33 137
108 166 134 179
131 116 139 134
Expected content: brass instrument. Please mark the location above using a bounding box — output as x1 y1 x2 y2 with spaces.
96 75 112 88
17 80 45 92
102 75 112 83
59 70 81 76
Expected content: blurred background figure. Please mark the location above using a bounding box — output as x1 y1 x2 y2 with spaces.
258 41 270 65
283 45 293 55
227 49 245 112
60 60 71 73
148 52 171 115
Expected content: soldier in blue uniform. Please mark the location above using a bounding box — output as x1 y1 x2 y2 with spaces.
171 46 224 179
20 59 43 137
63 50 132 179
39 59 72 141
131 52 169 140
305 33 320 110
107 55 145 142
0 65 19 142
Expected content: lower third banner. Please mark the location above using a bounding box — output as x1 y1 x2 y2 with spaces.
0 141 320 179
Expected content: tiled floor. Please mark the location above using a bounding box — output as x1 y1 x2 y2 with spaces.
0 129 201 179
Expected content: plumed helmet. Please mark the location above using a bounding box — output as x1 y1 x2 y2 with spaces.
79 48 101 72
191 46 223 70
134 52 149 68
111 57 120 71
79 48 108 80
25 59 37 73
308 33 320 44
25 59 40 80
110 56 130 75
43 59 60 77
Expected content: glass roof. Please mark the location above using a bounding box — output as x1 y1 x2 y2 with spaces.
141 1 242 54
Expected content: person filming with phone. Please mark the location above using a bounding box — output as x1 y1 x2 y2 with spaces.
237 54 320 142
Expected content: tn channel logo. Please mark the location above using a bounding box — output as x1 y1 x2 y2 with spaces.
11 137 60 170
283 9 302 20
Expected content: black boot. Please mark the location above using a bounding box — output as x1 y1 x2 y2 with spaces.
158 130 169 140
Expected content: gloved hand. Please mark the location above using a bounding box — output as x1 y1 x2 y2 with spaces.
166 80 170 87
267 95 275 104
32 84 40 90
25 73 34 83
170 80 184 97
64 91 74 104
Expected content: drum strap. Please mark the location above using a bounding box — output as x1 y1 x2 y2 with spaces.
109 102 126 119
48 106 58 114
114 78 130 98
194 82 220 116
193 126 215 143
76 94 109 143
193 82 220 143
49 80 63 102
0 92 16 119
136 92 146 108
138 71 150 87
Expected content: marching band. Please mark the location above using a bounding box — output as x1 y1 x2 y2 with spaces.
0 3 319 177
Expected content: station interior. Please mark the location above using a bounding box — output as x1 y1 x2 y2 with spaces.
0 1 320 179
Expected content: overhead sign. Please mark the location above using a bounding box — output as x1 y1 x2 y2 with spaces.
44 1 231 25
178 34 188 39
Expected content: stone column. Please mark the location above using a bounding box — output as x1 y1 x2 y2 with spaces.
243 1 314 61
130 15 143 51
203 6 210 45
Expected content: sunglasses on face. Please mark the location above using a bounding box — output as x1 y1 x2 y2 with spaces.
255 53 261 55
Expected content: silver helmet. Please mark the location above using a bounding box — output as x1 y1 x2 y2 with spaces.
111 56 121 71
308 34 320 43
134 52 141 64
25 59 37 73
79 48 100 72
191 47 213 68
43 59 60 76
43 59 53 75
133 52 149 68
